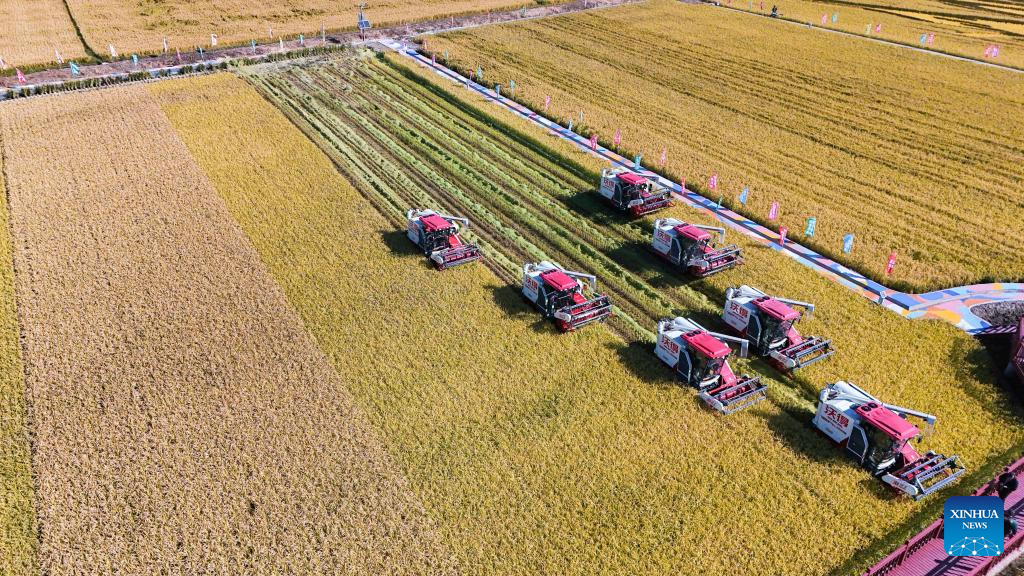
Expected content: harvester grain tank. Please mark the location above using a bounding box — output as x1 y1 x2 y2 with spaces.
652 217 743 277
813 381 965 500
723 285 834 372
406 209 482 270
655 317 768 414
522 261 613 332
598 167 673 216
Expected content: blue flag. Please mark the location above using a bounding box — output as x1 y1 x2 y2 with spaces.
299 34 305 45
842 233 855 254
831 12 838 23
634 154 643 170
132 54 138 66
568 119 573 132
739 186 750 205
509 79 516 95
805 217 817 237
444 50 449 62
477 67 482 81
69 62 80 75
495 84 501 96
198 47 204 58
920 34 927 44
251 39 257 53
716 195 723 211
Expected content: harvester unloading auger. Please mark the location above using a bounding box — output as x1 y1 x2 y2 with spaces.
813 381 965 500
655 317 768 414
406 209 482 270
652 218 743 277
722 285 834 372
599 167 673 216
522 261 613 332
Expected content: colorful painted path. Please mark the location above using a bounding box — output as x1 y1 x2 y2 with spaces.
384 40 1024 334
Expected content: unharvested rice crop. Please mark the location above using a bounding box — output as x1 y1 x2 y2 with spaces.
0 85 453 575
64 0 562 60
153 55 1024 574
731 0 1024 69
0 146 35 576
0 0 86 68
425 0 1024 291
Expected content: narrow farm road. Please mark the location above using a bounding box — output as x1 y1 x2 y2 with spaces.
385 40 1024 333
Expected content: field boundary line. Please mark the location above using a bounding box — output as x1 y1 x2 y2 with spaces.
383 39 1024 333
702 2 1023 74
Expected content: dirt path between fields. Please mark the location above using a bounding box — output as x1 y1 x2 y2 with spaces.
0 86 455 575
0 0 640 90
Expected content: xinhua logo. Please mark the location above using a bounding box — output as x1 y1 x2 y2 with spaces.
944 496 1004 556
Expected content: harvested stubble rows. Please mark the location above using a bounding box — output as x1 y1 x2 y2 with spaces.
0 0 86 68
0 85 452 574
227 54 1024 574
0 147 35 576
63 0 563 61
425 0 1024 292
733 0 1024 69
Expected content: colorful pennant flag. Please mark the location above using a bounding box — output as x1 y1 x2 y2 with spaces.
176 48 181 62
589 134 598 150
15 69 26 84
768 201 779 220
163 38 169 54
269 27 274 39
993 45 1000 58
109 44 117 59
132 54 138 66
920 34 927 45
211 33 218 47
985 44 994 58
659 147 667 167
431 54 436 66
568 119 574 132
716 195 723 211
509 80 516 96
865 23 872 34
476 67 483 81
279 38 284 51
885 251 897 275
680 177 686 192
55 49 64 64
444 50 449 62
875 23 882 33
709 172 718 191
805 217 816 237
821 14 827 25
299 34 305 46
779 226 789 246
633 154 643 171
613 129 621 148
495 84 501 97
739 186 749 204
251 40 257 54
927 32 935 44
197 47 204 58
831 12 838 23
0 58 6 70
69 61 80 75
544 94 551 111
842 233 855 254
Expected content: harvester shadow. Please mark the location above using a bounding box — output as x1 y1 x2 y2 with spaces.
490 283 563 335
379 229 438 270
763 407 845 465
604 240 706 291
949 334 1024 419
561 190 638 228
609 340 679 389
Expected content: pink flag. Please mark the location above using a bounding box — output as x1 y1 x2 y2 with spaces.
15 69 26 84
681 177 686 192
659 147 667 167
885 251 897 275
589 134 598 151
709 172 718 191
984 45 992 57
875 23 882 33
778 226 789 246
927 32 935 45
768 201 779 220
431 54 436 66
544 95 551 111
760 0 764 9
613 129 622 148
993 45 1000 58
821 14 827 25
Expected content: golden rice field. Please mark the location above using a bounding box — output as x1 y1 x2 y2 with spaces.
0 0 87 68
133 55 1022 574
0 152 35 576
732 0 1024 68
0 83 452 575
64 0 562 59
425 0 1024 292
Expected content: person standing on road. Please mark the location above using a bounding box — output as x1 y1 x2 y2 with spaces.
998 466 1019 501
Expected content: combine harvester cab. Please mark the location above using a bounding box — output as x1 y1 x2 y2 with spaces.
522 261 613 332
655 317 768 414
598 167 673 216
406 208 483 270
652 218 743 278
722 285 834 372
813 381 965 500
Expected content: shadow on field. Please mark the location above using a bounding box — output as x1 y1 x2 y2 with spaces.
949 334 1024 420
605 240 705 292
379 229 419 256
608 340 677 389
490 284 561 334
762 408 841 465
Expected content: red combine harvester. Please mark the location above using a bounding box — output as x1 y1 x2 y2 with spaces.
813 381 965 500
406 209 482 270
722 285 834 372
598 167 673 216
655 317 768 414
522 261 613 332
651 217 743 277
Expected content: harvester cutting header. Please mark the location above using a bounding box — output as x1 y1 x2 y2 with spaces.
522 261 613 332
652 218 743 277
813 381 965 499
599 168 673 216
723 285 834 372
407 208 482 270
655 317 768 414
